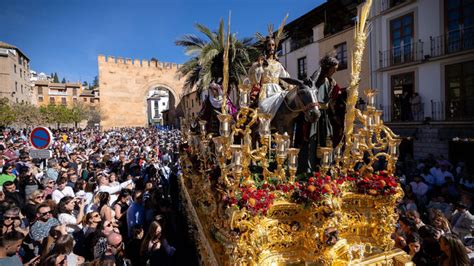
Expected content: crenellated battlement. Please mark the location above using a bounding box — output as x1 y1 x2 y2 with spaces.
98 54 182 70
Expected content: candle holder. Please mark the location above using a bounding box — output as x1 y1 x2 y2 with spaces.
199 120 207 136
319 147 333 176
257 113 272 138
218 114 233 138
239 83 251 108
287 148 299 183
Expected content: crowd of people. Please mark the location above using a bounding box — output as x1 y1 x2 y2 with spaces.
395 154 474 265
0 127 197 265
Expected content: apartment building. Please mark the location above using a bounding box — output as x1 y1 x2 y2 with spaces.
368 0 474 162
33 81 82 107
0 41 32 104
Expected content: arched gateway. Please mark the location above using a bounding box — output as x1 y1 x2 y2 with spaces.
98 55 185 129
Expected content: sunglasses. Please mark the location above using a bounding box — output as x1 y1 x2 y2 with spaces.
35 196 44 200
39 210 51 216
92 213 100 218
4 216 19 221
48 181 55 184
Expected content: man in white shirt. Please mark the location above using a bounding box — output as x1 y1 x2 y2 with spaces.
410 175 429 204
52 177 75 203
96 175 133 205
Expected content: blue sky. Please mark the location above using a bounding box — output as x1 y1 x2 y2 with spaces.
1 0 324 83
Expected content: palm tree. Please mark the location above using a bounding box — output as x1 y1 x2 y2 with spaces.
176 19 257 95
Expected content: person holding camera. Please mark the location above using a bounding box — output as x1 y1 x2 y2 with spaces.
57 196 85 234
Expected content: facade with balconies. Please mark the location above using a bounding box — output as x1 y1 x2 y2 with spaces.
33 81 83 107
368 0 474 163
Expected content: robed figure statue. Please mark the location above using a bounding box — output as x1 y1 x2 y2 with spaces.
296 56 341 173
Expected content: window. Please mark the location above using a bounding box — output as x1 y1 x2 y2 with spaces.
73 88 77 96
61 97 67 105
18 56 22 65
154 101 159 118
14 64 16 73
445 0 474 53
50 97 55 104
390 13 414 64
15 82 18 91
83 98 87 102
297 57 307 80
21 85 23 94
38 87 43 95
20 69 22 78
445 60 474 120
89 98 94 103
391 72 415 121
38 96 43 102
162 102 166 106
334 42 348 70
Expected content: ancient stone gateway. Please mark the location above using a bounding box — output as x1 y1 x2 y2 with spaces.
98 55 185 129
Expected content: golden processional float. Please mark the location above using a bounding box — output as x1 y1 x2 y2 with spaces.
179 0 412 265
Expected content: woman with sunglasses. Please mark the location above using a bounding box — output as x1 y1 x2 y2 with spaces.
25 190 44 224
82 211 102 238
89 220 120 260
2 207 28 235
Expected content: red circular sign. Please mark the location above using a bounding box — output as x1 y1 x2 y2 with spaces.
29 127 53 150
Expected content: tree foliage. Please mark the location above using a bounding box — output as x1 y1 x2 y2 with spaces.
0 98 16 127
175 20 257 94
53 73 59 83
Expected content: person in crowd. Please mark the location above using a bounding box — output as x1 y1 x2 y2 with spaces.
52 177 75 203
40 224 67 259
45 159 59 182
439 233 470 266
40 178 55 200
410 175 428 206
91 220 120 260
431 209 452 235
113 189 131 239
57 196 85 234
25 190 44 224
3 181 25 210
97 192 114 221
47 234 85 265
96 175 133 205
140 220 175 265
0 231 39 266
451 201 474 241
30 203 60 243
126 225 144 266
0 162 16 187
127 190 145 237
1 207 28 236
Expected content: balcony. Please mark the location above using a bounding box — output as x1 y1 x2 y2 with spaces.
380 100 474 122
379 41 424 69
381 102 425 122
48 89 68 96
431 100 474 122
430 26 474 58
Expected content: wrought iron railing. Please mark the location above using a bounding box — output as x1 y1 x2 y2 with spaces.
380 102 425 122
431 100 474 121
430 26 474 57
379 41 424 69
